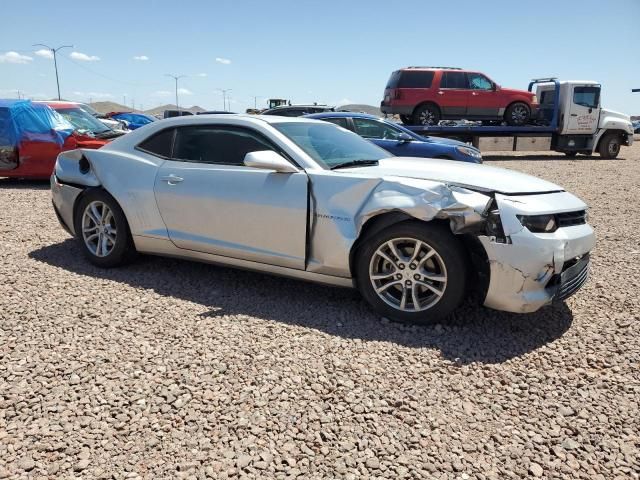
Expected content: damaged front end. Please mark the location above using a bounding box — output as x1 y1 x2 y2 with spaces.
478 192 595 313
307 172 595 314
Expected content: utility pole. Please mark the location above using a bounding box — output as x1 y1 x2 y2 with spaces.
166 74 186 111
219 89 232 111
123 95 126 107
251 95 261 109
33 44 73 100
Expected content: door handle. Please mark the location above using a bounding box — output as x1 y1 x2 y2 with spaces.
437 91 444 95
160 174 184 184
570 114 577 117
471 92 479 96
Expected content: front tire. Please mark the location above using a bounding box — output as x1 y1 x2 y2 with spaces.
74 189 136 268
504 102 530 126
598 132 621 159
355 222 467 324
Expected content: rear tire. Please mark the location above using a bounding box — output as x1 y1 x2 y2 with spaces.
74 189 136 268
412 104 441 126
355 221 467 324
504 102 530 126
598 133 621 159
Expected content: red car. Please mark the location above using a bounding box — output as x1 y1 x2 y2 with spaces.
381 67 538 126
0 100 109 180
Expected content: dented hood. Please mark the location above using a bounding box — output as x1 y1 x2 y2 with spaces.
340 157 563 194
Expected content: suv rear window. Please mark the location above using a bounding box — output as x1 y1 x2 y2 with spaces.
387 71 434 89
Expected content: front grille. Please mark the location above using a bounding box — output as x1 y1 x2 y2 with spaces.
550 254 590 301
556 210 587 228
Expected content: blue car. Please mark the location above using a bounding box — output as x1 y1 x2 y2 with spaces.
110 112 156 130
305 112 482 163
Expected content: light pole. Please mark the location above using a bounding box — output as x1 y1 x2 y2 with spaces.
33 43 73 100
166 74 186 111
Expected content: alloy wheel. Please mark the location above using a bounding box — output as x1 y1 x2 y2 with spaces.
511 105 528 124
82 201 117 257
369 237 447 312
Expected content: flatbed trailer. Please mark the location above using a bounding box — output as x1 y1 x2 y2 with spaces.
402 79 634 158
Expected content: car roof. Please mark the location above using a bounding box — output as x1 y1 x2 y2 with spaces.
151 113 325 127
36 100 82 109
305 112 384 120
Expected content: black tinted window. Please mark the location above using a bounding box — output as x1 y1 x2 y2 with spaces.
573 86 600 109
397 71 434 88
442 72 468 89
322 117 350 129
138 128 174 157
172 126 275 165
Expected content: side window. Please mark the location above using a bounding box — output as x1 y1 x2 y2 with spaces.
137 128 174 158
172 126 276 165
322 117 350 129
573 87 600 109
468 73 493 90
441 72 469 89
397 71 434 88
352 118 403 140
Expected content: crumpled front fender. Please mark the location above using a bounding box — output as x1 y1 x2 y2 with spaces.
306 172 492 277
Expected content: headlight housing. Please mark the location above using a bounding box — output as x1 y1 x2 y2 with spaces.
517 214 557 233
455 146 483 160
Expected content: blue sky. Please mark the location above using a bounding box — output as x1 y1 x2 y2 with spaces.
1 0 639 114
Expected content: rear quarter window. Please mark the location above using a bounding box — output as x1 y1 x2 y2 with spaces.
137 128 174 158
396 71 434 88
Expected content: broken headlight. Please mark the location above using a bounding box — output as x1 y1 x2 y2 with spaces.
485 209 504 237
517 214 557 233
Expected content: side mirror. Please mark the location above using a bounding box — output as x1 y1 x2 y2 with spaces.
397 132 414 143
244 150 298 173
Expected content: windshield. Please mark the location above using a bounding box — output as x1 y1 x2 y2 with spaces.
273 122 391 169
54 107 111 135
78 104 100 117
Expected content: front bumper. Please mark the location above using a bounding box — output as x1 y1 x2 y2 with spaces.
479 191 596 313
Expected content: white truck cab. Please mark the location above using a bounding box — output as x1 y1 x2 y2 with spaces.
536 80 634 158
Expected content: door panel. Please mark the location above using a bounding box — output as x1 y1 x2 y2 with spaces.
466 73 499 118
565 85 600 135
154 161 308 269
438 71 470 117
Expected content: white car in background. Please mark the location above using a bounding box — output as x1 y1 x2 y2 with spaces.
51 115 595 324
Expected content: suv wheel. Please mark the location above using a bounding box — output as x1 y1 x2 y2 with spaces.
412 104 440 126
504 102 530 126
355 221 467 324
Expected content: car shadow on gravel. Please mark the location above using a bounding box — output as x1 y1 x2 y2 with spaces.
0 178 50 189
30 240 574 364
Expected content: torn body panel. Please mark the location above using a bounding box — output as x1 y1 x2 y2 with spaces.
306 171 492 277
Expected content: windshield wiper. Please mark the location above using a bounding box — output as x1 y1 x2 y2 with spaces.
330 159 379 170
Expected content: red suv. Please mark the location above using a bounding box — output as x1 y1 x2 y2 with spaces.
381 67 538 126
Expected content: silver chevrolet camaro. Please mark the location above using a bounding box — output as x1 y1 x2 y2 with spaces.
51 115 595 323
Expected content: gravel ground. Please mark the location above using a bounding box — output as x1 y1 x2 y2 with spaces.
1 144 638 480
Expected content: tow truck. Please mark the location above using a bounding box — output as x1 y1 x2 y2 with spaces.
403 79 634 159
